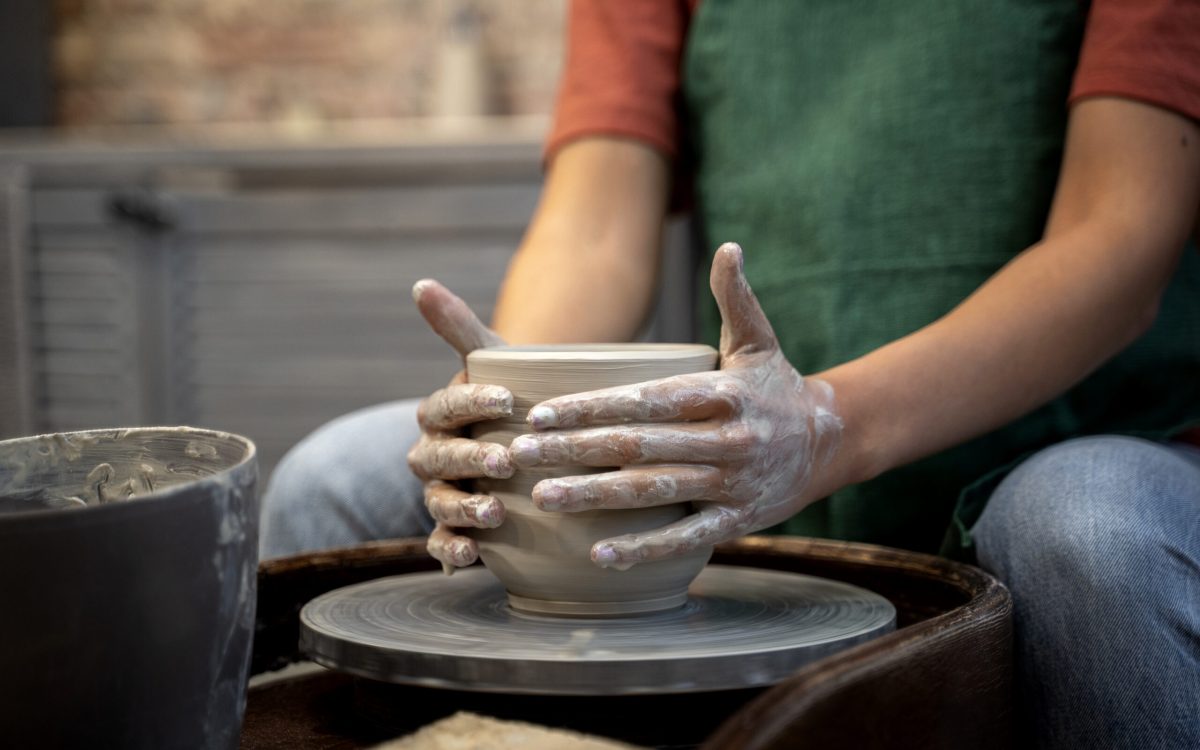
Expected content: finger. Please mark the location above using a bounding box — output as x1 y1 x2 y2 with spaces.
424 480 505 528
531 465 724 512
591 504 744 568
419 383 513 431
526 371 734 430
407 436 514 480
709 243 778 358
413 279 505 357
427 523 478 569
509 424 747 468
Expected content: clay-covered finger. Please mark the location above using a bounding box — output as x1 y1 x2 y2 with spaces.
590 504 746 568
509 424 745 468
412 279 505 357
427 523 478 569
532 465 724 512
408 435 514 480
425 480 505 528
418 383 513 431
526 371 732 430
710 242 779 357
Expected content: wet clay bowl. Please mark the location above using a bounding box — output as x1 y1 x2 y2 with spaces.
0 427 257 749
466 343 719 616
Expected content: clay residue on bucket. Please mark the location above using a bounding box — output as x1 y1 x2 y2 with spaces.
0 427 252 515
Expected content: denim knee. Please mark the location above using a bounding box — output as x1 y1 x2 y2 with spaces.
259 399 428 559
973 439 1200 747
973 435 1198 585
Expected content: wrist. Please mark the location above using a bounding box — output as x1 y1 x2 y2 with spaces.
807 363 892 497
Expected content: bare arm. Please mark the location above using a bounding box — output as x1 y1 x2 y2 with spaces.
491 137 671 343
822 97 1200 493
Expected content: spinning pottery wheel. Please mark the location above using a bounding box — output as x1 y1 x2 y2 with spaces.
246 538 1015 749
299 564 896 695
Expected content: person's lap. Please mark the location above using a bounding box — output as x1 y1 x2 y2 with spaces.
973 435 1200 748
258 399 431 560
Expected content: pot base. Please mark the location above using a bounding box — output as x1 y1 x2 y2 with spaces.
506 589 687 617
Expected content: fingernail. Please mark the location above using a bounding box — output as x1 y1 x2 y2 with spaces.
474 496 504 527
718 242 744 268
509 435 541 467
412 278 434 303
451 540 473 565
528 405 558 429
534 480 566 510
592 544 617 567
487 390 513 412
483 450 512 478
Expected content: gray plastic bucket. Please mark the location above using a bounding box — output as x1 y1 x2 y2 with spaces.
0 427 258 748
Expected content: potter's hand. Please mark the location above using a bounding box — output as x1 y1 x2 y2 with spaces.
512 243 843 568
406 279 513 569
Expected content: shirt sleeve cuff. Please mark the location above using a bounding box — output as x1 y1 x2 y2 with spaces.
544 101 680 164
1071 65 1200 123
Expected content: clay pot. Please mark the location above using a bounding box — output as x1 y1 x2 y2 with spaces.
0 427 258 749
466 344 718 616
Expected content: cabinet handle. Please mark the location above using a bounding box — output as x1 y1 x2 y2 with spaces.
109 188 177 231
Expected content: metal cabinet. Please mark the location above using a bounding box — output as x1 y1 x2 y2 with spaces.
0 133 697 477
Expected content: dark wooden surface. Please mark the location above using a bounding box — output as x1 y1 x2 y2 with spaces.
253 540 442 676
244 536 1012 749
700 538 1013 750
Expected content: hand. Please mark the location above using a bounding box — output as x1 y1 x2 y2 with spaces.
508 243 843 569
406 280 513 570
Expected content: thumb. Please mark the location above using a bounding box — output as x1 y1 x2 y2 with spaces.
412 279 505 357
709 243 778 358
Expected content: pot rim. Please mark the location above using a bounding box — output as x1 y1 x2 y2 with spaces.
468 342 717 365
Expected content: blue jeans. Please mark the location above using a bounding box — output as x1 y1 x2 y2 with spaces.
259 399 430 560
974 436 1200 749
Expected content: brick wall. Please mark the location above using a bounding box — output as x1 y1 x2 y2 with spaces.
52 0 566 128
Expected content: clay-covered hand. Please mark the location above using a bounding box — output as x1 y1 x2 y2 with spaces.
511 243 843 569
406 280 513 570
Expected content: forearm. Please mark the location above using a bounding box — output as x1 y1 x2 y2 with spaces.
817 98 1200 491
821 224 1179 487
492 138 670 344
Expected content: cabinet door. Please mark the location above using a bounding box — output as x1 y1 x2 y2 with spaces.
19 175 152 436
13 144 696 479
164 179 536 475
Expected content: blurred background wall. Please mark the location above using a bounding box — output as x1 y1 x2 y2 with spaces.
52 0 565 128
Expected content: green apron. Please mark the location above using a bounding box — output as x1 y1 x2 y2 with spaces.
682 0 1200 558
